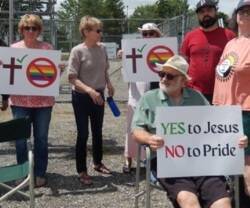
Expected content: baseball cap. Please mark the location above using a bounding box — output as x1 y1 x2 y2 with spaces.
236 0 250 12
196 0 218 12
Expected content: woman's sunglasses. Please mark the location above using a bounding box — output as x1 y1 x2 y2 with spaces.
92 29 103 34
158 71 181 80
142 31 156 37
23 26 38 32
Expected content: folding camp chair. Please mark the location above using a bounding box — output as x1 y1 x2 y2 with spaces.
134 144 240 208
0 117 35 208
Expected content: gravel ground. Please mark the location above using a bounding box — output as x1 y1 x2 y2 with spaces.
0 60 173 208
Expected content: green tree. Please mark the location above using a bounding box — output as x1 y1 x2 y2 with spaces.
101 0 125 42
218 11 230 28
156 0 189 18
57 0 80 21
131 4 158 19
57 0 125 50
128 4 160 33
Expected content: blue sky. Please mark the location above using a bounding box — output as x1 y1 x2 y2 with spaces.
56 0 239 16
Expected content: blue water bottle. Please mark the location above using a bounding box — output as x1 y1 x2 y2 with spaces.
107 97 121 117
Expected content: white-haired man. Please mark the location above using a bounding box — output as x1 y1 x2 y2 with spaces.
132 55 248 208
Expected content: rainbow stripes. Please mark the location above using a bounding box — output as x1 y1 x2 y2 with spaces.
29 65 55 80
148 52 173 67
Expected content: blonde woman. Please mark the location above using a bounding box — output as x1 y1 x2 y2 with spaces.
68 16 114 185
10 14 54 187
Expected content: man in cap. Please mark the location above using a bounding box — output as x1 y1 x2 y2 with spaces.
132 55 248 208
180 0 235 104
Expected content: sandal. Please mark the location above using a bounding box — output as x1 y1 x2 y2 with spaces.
122 158 132 174
93 163 111 174
122 164 131 174
35 176 47 188
79 172 93 185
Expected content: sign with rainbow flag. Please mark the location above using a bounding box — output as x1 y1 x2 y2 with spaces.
121 37 177 82
0 47 61 96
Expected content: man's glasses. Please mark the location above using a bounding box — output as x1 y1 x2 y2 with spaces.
158 71 181 80
23 26 38 32
238 9 250 17
142 31 156 37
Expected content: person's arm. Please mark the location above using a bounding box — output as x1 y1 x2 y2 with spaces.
131 95 164 151
132 128 164 151
104 48 114 97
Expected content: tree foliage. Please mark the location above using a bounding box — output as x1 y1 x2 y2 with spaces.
131 4 158 19
156 0 189 18
128 5 160 33
57 0 125 49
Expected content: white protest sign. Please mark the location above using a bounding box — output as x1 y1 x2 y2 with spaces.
0 47 61 96
121 37 177 82
156 105 244 178
103 42 118 59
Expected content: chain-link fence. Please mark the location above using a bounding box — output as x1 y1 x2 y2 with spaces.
0 13 199 52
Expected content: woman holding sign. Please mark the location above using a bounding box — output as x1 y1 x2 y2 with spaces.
121 23 163 174
10 14 54 187
213 0 250 206
68 16 114 185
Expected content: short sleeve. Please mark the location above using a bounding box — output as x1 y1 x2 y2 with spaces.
67 47 81 76
132 96 151 131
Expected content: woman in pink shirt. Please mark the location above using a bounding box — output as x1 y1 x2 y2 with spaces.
213 0 250 206
10 14 54 188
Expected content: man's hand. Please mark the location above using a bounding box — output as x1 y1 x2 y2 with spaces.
238 135 248 149
148 135 164 151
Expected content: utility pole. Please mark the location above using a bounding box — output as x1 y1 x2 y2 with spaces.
9 0 14 44
127 5 129 34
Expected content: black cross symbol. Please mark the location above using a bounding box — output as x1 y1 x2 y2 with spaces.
3 57 22 85
126 48 143 74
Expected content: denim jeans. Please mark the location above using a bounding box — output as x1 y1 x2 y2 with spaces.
11 106 52 177
72 91 104 173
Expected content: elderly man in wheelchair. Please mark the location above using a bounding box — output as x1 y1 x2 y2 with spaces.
131 55 248 208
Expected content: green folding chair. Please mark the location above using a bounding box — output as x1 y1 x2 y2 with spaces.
0 117 35 208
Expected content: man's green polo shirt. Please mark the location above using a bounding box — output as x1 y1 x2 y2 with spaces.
132 88 209 134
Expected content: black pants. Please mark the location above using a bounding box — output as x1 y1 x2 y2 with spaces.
72 90 104 173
